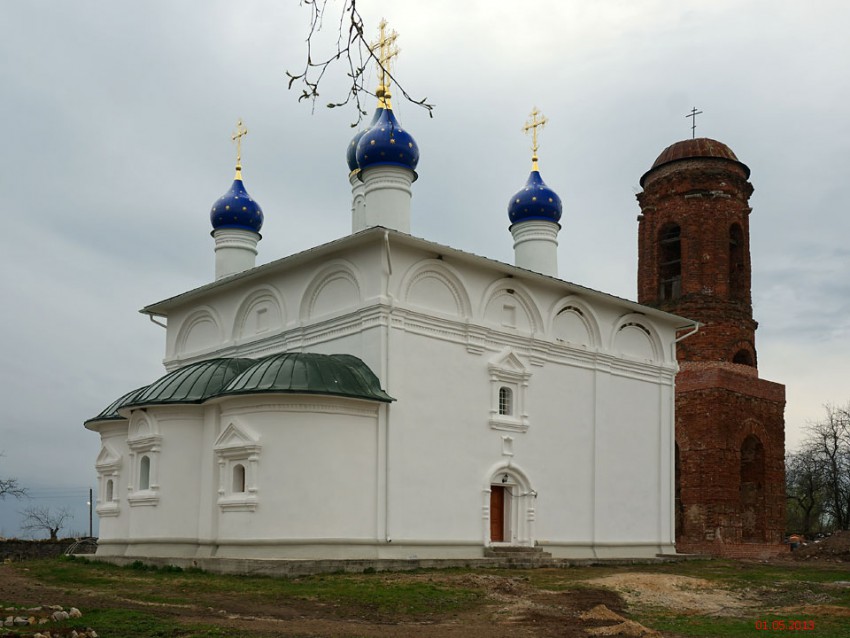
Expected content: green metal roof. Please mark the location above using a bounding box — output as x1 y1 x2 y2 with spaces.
84 385 150 424
85 353 393 424
125 358 257 408
221 352 394 403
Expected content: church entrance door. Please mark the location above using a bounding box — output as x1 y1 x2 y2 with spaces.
490 485 506 542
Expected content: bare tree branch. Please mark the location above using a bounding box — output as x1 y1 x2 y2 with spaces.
0 452 26 500
286 0 433 125
795 403 850 532
0 477 26 500
786 448 826 536
20 506 72 541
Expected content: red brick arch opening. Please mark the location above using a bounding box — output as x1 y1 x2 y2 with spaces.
658 223 682 301
729 223 746 301
740 434 766 541
733 349 754 366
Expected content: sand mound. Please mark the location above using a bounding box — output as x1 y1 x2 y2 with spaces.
587 573 751 615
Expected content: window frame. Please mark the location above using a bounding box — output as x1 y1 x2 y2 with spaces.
214 422 262 512
127 434 162 507
95 443 122 517
488 352 531 433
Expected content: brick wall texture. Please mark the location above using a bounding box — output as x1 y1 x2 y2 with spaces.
637 140 786 557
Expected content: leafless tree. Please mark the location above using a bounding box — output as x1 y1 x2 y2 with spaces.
286 0 433 124
795 403 850 531
0 453 26 500
20 506 72 541
0 477 26 500
786 448 827 536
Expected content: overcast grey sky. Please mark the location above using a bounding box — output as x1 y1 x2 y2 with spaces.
1 1 848 536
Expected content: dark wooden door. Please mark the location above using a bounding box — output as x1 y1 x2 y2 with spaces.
490 485 505 542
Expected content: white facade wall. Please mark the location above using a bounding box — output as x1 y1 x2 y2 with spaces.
93 230 681 560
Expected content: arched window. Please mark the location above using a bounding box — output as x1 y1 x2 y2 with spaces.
658 223 681 301
139 455 151 491
498 387 513 416
740 435 766 541
232 464 246 494
106 479 114 502
733 349 754 367
729 224 746 300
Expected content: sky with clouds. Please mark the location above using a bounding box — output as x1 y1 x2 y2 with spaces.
1 0 848 536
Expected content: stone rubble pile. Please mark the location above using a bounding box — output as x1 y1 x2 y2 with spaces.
1 605 97 637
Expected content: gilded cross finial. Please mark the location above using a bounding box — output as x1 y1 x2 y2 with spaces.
370 18 400 109
231 119 248 178
523 107 548 171
686 107 703 139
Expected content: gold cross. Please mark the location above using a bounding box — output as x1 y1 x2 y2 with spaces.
523 107 548 169
231 119 248 169
370 18 400 108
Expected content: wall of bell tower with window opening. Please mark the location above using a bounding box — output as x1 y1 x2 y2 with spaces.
636 138 786 557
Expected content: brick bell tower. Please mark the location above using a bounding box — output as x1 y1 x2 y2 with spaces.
637 138 786 558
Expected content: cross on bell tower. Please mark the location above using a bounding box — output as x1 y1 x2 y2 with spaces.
685 107 703 139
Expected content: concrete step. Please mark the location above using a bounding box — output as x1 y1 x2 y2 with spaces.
484 546 553 559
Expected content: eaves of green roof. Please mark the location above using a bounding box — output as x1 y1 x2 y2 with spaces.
125 358 257 408
221 352 394 403
84 385 150 425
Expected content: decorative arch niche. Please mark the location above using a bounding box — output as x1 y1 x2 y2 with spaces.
549 297 601 348
480 280 543 334
612 314 663 362
400 259 472 318
175 307 224 357
300 261 363 321
233 287 285 342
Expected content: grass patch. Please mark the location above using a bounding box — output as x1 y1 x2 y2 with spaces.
17 558 484 620
11 557 850 635
54 608 257 638
65 609 182 635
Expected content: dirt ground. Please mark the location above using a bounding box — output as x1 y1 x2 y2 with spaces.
0 563 665 638
0 559 844 638
790 529 850 561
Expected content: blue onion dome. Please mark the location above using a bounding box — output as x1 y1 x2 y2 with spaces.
346 108 383 173
508 169 563 226
210 168 264 234
355 106 419 173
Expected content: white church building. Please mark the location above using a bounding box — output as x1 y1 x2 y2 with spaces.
85 39 691 562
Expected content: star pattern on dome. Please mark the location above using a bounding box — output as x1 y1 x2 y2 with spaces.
345 21 420 175
211 120 264 234
507 108 562 226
